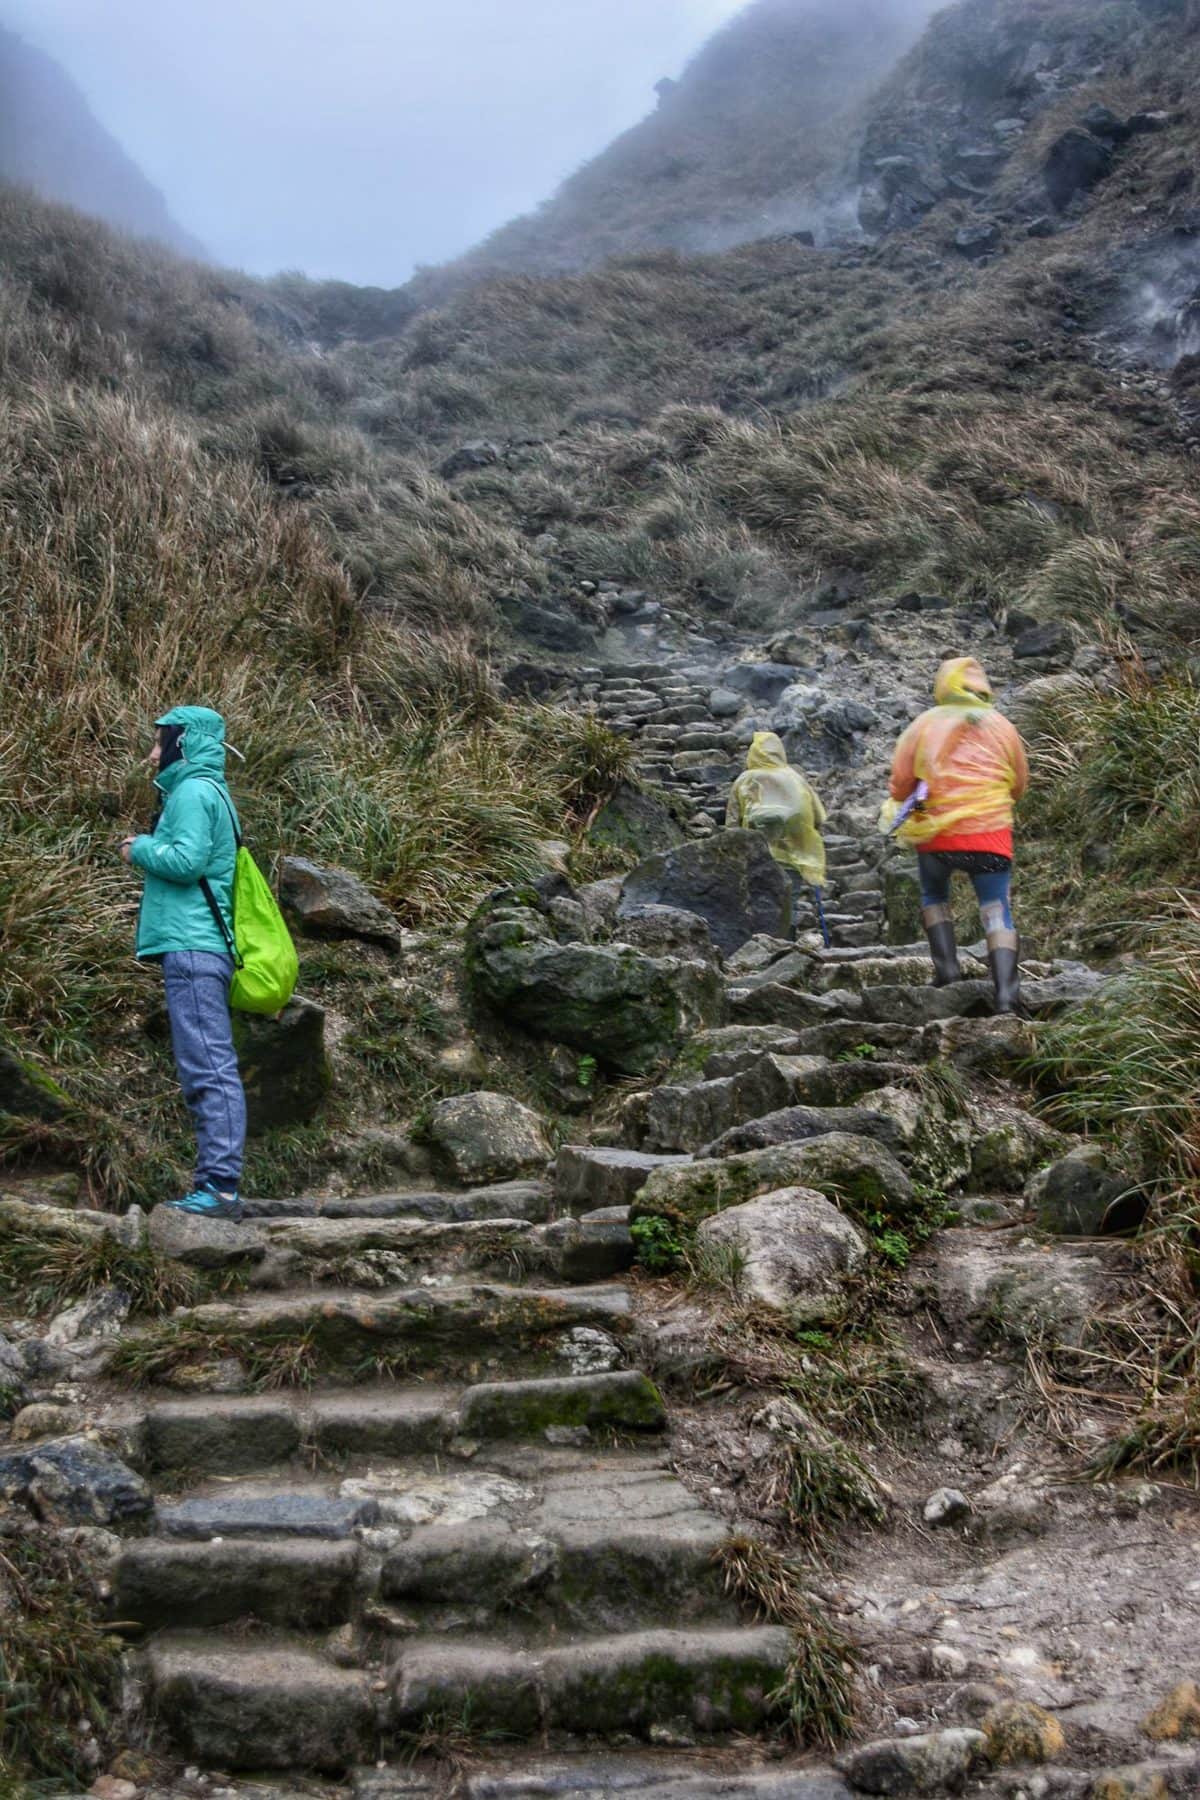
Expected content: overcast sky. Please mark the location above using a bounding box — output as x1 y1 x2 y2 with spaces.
5 0 747 283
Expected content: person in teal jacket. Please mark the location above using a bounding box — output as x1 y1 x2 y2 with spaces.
120 706 246 1220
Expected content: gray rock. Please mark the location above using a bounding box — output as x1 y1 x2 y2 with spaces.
954 222 1001 259
0 1334 30 1416
634 1133 913 1232
44 1284 131 1345
148 1205 266 1270
159 1491 380 1538
589 782 687 860
234 996 331 1133
722 662 799 703
457 1370 664 1440
1045 127 1113 210
1080 103 1131 142
148 1639 374 1770
701 1100 909 1161
708 687 743 718
468 889 722 1076
0 1034 72 1121
279 856 401 947
697 1186 867 1321
1013 620 1074 660
967 1105 1068 1192
577 877 622 937
617 905 715 961
556 1145 692 1213
923 1487 971 1526
838 1726 986 1793
620 832 792 957
441 439 501 478
117 1537 359 1632
1026 1145 1145 1235
428 1092 551 1185
621 1053 807 1156
0 1434 152 1525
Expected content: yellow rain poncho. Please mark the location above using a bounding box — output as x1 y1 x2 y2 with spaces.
880 657 1029 847
726 731 827 886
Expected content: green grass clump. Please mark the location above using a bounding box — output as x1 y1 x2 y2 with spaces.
0 1226 201 1317
0 1527 124 1788
718 1536 857 1749
762 1404 889 1542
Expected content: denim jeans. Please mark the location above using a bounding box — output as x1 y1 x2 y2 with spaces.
917 854 1014 931
163 951 246 1191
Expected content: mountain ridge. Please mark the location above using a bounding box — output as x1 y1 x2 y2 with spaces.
0 23 203 256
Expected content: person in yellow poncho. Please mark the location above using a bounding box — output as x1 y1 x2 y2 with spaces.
882 656 1029 1014
727 731 830 943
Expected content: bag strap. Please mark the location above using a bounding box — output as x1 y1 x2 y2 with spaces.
192 776 244 849
192 777 244 968
199 877 242 967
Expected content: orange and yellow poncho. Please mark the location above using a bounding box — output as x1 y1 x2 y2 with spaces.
726 731 827 886
882 657 1029 853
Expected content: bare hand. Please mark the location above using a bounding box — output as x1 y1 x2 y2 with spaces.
118 837 136 865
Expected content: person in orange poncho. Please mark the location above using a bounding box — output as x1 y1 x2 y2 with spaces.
885 657 1029 1013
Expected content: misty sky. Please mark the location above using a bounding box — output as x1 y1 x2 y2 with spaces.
6 0 747 284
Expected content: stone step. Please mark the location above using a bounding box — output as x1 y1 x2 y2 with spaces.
443 1757 850 1798
115 1282 632 1390
121 1464 722 1639
138 1369 662 1475
248 1214 539 1284
241 1179 551 1224
555 1146 693 1213
147 1625 791 1767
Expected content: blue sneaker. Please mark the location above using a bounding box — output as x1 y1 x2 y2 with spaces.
164 1186 244 1224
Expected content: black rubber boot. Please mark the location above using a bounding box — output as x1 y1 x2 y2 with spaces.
987 938 1022 1015
922 905 962 987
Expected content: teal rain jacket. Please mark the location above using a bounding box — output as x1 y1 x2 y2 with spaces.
129 706 240 960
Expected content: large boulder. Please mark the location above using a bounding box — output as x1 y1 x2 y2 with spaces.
633 1132 912 1234
467 887 722 1076
619 832 792 957
620 1053 810 1155
589 782 686 860
1026 1146 1145 1236
697 1186 867 1321
967 1105 1070 1194
428 1092 551 1186
234 997 331 1133
1044 127 1113 210
0 1035 71 1122
279 857 401 947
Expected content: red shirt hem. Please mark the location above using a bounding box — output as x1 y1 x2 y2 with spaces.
924 828 1013 857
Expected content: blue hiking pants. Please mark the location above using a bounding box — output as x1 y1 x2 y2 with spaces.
917 854 1014 932
163 951 246 1191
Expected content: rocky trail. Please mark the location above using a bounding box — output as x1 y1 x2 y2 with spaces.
3 597 1199 1800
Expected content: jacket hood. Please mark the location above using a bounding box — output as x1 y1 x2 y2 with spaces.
934 658 993 709
745 731 789 772
154 705 228 793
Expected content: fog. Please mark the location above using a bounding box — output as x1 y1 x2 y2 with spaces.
5 0 749 284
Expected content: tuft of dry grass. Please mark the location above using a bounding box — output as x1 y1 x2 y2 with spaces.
718 1535 858 1749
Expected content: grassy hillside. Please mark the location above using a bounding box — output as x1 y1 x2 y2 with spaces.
3 0 1200 1207
0 189 632 1206
452 0 936 275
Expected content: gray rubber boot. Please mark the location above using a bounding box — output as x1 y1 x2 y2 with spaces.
922 904 962 987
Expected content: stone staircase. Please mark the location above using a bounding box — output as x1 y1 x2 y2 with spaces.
106 1169 793 1776
569 654 887 951
8 616 1199 1795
